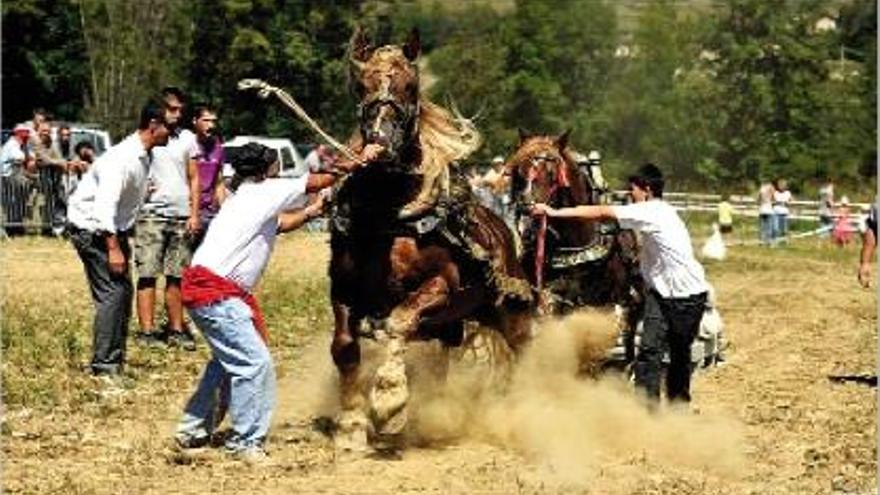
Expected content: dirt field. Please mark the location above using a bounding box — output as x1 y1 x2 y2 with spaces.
2 232 876 494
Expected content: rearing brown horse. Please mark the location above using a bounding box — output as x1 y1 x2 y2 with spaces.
329 28 533 452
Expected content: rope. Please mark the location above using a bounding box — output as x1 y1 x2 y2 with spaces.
237 78 359 162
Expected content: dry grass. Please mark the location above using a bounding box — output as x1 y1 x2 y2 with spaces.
1 231 876 494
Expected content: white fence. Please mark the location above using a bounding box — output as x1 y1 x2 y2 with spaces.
611 191 871 222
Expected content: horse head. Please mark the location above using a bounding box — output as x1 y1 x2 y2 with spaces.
505 130 592 211
349 27 421 168
504 130 599 250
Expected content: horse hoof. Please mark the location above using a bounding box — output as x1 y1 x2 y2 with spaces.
369 433 405 459
335 409 370 455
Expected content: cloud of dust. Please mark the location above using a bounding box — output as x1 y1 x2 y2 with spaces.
410 309 747 485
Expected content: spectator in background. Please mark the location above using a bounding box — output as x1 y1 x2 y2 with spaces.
832 196 855 247
56 124 74 160
1 125 35 236
303 144 337 232
134 86 200 350
33 121 70 236
190 104 225 248
22 108 48 141
66 142 95 198
717 194 734 235
66 99 170 376
757 181 774 245
771 178 792 244
304 144 336 173
817 179 835 236
21 108 48 161
858 201 876 288
75 141 96 165
473 156 510 218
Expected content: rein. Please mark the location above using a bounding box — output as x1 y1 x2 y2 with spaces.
532 172 563 301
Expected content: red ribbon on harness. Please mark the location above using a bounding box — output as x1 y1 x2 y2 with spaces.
556 163 570 188
181 265 268 343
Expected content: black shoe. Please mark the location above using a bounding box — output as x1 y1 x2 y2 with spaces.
175 433 210 450
136 330 167 347
167 329 197 351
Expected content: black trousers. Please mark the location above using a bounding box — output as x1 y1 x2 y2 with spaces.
635 289 707 403
69 226 133 375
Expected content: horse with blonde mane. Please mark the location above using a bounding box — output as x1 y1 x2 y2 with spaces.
329 27 533 453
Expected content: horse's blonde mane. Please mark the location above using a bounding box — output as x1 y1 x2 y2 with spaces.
417 98 482 175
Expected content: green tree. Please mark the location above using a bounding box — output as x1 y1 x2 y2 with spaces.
595 0 715 187
186 0 362 145
703 0 842 189
78 0 191 138
424 3 510 159
1 0 90 124
500 0 618 145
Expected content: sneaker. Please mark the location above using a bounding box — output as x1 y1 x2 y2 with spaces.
136 330 167 347
227 446 270 464
167 329 197 351
175 433 210 450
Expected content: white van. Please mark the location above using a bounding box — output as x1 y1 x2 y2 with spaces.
222 136 308 178
51 123 112 156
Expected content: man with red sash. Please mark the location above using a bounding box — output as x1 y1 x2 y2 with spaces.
175 141 382 459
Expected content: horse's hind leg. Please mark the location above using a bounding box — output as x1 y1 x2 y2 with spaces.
331 301 369 452
370 276 451 448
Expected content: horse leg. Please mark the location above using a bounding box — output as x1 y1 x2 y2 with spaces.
499 307 534 357
331 301 369 452
370 276 450 448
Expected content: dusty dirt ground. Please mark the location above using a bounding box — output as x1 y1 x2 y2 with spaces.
2 233 876 494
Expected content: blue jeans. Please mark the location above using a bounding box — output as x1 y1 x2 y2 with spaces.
759 214 773 244
176 298 275 451
774 213 788 241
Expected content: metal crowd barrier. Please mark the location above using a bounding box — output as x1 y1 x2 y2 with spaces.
1 168 68 236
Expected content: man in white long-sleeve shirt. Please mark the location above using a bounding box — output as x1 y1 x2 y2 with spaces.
532 163 709 407
67 99 171 376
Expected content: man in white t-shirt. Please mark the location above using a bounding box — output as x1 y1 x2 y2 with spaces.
175 141 383 459
134 87 201 350
532 163 709 406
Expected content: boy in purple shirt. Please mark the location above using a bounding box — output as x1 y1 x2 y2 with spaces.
189 104 225 248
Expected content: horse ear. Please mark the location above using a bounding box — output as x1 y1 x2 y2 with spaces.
350 26 373 65
557 129 571 150
517 127 531 144
403 27 421 61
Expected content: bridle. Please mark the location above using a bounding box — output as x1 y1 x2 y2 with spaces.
518 153 571 203
357 71 420 164
516 152 575 299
